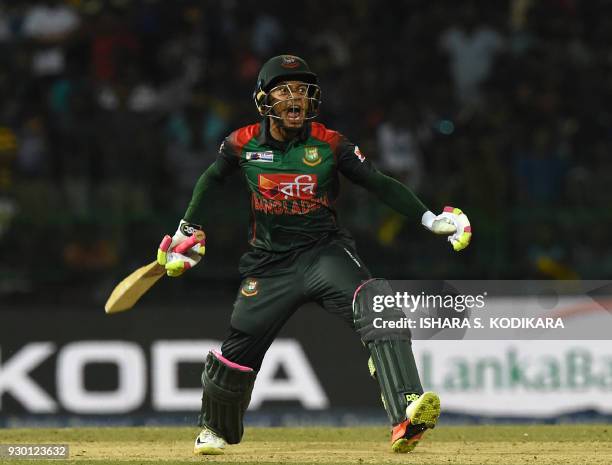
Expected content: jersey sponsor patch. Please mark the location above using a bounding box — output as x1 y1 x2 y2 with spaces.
354 146 365 162
246 151 274 162
258 173 317 200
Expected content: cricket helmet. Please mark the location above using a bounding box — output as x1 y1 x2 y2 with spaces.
253 55 321 119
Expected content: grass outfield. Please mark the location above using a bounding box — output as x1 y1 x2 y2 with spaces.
0 425 611 465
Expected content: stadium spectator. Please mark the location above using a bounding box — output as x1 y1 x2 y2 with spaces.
22 0 80 77
439 7 505 106
1 0 611 303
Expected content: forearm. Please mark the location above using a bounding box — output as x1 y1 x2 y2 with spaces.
364 170 428 222
364 170 472 251
183 160 229 226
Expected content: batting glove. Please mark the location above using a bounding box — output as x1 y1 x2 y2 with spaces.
421 206 472 252
157 220 206 277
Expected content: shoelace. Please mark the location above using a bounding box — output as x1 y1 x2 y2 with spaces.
199 430 221 442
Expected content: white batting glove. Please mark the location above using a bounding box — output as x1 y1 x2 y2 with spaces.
157 220 206 277
422 207 472 251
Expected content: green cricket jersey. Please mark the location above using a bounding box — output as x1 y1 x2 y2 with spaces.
184 119 427 271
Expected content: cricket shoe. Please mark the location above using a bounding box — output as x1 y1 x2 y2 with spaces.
193 427 226 455
391 391 440 453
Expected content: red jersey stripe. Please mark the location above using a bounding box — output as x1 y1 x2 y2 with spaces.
231 123 261 153
310 122 340 153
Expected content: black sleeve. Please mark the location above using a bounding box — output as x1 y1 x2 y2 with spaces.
183 137 240 226
336 135 428 222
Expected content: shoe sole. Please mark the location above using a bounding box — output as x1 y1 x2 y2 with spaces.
392 391 441 453
193 446 224 456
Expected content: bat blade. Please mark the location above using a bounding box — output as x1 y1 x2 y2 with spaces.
104 261 165 314
104 231 205 314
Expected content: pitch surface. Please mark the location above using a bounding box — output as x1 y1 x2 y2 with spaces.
0 425 610 464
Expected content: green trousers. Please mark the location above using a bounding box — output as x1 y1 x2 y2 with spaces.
221 235 371 370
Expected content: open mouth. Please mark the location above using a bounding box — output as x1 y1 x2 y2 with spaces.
286 105 303 121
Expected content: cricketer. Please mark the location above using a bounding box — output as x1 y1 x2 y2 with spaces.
155 55 472 455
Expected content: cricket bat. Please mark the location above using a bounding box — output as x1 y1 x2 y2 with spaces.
104 231 205 314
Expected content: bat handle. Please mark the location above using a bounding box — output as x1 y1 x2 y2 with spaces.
173 230 205 254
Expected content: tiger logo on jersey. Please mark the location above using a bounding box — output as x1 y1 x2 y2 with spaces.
302 147 321 166
258 174 317 200
241 279 258 297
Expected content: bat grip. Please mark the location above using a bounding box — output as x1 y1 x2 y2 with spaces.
173 230 205 254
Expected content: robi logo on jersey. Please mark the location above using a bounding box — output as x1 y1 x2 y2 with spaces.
258 174 318 200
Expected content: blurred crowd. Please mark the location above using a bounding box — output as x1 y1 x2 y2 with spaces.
1 0 611 305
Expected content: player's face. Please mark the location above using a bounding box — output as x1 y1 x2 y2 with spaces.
269 81 310 129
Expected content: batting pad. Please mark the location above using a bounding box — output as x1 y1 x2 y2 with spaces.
198 350 257 444
353 279 424 425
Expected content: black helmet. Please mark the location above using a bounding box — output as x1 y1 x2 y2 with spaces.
253 55 321 119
